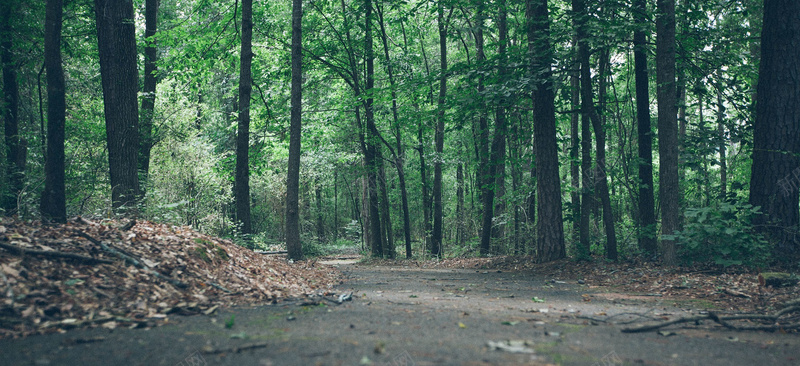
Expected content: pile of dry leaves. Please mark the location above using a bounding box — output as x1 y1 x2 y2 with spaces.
417 256 800 314
0 217 341 338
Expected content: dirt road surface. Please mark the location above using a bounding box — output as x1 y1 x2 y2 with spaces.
2 261 798 365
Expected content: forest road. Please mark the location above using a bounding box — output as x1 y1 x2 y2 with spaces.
2 262 799 365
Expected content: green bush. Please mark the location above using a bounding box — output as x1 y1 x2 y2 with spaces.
670 201 771 267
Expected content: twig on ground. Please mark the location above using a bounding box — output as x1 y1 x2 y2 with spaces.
200 341 269 354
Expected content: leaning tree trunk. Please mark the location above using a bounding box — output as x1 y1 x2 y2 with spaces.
41 0 65 223
235 0 253 235
95 0 141 211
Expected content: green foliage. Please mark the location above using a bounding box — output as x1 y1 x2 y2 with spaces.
670 201 770 267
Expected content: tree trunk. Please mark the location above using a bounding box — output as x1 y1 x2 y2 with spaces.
286 0 303 260
376 3 411 258
316 182 325 242
475 3 493 256
41 0 66 223
491 0 509 249
528 0 565 262
95 0 141 211
569 40 580 245
656 0 679 265
596 48 617 260
431 1 447 257
417 118 432 253
139 0 159 194
749 0 800 258
364 0 383 257
1 2 23 214
632 0 657 255
573 0 593 258
235 0 253 235
716 83 727 200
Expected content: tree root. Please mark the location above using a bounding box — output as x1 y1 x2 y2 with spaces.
621 298 800 333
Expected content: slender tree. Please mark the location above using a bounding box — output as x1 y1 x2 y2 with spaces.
1 1 22 213
431 1 448 257
750 0 800 258
656 0 679 265
139 0 159 192
632 0 657 254
235 0 253 235
95 0 141 211
528 0 565 262
286 0 303 260
41 0 65 222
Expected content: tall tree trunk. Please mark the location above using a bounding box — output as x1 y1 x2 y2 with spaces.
632 0 657 255
431 1 447 257
457 158 465 246
596 48 617 260
749 0 800 258
364 0 383 257
376 3 412 258
528 0 565 262
475 3 493 256
656 0 679 265
569 40 580 245
1 2 23 214
41 0 65 223
491 0 509 249
286 0 303 260
235 0 253 235
139 0 159 194
95 0 141 211
378 159 394 258
573 0 593 258
316 181 325 242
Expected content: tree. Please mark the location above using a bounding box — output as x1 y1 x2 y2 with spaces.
656 0 679 265
41 0 65 222
95 0 141 211
749 0 800 258
235 0 253 235
1 1 23 214
632 0 657 255
431 1 448 257
528 0 564 262
139 0 159 192
286 0 303 260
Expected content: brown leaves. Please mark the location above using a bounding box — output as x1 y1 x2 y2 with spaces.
0 217 341 338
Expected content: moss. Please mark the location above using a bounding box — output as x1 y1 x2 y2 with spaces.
192 247 211 263
215 246 230 261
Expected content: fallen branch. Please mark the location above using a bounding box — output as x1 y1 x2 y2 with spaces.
200 341 269 355
73 230 188 289
622 298 800 333
0 240 112 265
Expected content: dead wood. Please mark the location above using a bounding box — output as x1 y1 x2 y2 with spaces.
73 230 188 289
0 240 112 265
621 298 800 333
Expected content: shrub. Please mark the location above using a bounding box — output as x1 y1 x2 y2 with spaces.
670 201 771 267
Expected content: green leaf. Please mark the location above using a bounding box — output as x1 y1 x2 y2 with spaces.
531 297 545 303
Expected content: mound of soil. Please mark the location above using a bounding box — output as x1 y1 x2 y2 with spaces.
0 217 341 338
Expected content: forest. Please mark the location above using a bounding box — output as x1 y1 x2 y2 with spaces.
1 0 799 267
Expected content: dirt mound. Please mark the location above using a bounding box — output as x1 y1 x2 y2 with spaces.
0 217 341 338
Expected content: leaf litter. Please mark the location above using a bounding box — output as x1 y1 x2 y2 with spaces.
0 217 341 338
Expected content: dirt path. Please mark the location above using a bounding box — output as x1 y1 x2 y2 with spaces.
2 262 798 365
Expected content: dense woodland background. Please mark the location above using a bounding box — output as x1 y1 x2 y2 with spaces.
1 0 798 266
